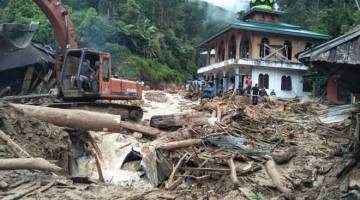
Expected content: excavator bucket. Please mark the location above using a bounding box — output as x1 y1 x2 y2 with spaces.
0 22 39 51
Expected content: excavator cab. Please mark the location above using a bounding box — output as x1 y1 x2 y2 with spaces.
60 48 143 101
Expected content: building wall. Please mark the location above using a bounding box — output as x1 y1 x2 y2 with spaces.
251 67 310 98
204 29 318 63
250 32 316 62
201 29 319 99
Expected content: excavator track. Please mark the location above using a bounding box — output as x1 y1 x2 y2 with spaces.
42 102 143 121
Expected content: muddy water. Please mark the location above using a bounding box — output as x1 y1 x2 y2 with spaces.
73 90 196 187
142 91 196 120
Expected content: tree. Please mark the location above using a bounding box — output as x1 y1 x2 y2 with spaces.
277 0 360 36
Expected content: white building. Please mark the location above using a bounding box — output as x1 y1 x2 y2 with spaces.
197 0 330 98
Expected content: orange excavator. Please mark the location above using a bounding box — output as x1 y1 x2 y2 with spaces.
28 0 144 120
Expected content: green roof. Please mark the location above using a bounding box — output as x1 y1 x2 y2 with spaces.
198 20 331 48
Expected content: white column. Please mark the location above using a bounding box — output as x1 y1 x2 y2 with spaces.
223 71 227 94
213 73 218 94
234 67 240 94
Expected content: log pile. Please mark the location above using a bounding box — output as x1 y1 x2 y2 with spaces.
0 93 358 199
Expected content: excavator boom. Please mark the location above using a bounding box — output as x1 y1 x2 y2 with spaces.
33 0 77 50
29 0 143 121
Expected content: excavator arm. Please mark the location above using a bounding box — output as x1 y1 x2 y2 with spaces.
33 0 78 50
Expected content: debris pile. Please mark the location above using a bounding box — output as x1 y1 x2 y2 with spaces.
0 91 359 199
146 96 359 199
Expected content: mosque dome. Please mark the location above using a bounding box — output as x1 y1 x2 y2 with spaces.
250 0 274 10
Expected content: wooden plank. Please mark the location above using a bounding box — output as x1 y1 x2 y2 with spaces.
21 67 34 93
36 70 53 94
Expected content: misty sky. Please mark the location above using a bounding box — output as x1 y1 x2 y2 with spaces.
202 0 249 12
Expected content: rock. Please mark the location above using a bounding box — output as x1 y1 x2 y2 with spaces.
144 92 169 103
349 169 360 190
133 132 143 139
0 180 9 189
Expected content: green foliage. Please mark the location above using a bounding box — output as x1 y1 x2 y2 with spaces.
249 193 265 200
0 0 231 85
278 0 360 36
120 56 186 85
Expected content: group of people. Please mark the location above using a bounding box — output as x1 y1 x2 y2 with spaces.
240 77 276 105
220 76 277 106
249 84 274 105
189 76 277 105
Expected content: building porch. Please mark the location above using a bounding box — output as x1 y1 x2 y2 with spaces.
199 58 310 98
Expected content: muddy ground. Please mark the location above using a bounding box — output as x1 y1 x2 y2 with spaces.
0 91 358 200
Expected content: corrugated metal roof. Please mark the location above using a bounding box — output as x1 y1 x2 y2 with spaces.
298 26 360 63
198 20 330 48
0 23 54 71
0 44 54 71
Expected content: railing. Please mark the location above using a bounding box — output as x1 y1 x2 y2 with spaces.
198 58 308 74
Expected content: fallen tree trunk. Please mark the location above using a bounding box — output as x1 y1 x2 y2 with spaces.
0 130 31 158
150 112 211 130
120 121 163 137
0 158 62 172
156 139 204 150
271 147 298 165
265 158 291 193
10 103 161 137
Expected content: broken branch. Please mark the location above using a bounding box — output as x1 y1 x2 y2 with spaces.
265 158 291 193
227 156 240 188
156 139 204 150
0 130 31 158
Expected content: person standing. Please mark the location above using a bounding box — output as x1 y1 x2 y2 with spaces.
252 84 259 105
245 76 252 95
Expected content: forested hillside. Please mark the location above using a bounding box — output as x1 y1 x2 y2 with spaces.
2 0 360 85
0 0 232 85
277 0 360 36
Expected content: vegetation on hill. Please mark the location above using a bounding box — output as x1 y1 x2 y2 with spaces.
277 0 360 36
2 0 360 85
0 0 231 86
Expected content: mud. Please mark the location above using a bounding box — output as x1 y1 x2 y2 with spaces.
0 104 67 160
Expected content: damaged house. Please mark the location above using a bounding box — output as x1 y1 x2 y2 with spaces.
298 27 360 104
197 0 330 98
0 23 55 97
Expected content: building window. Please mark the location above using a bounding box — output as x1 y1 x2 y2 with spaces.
260 38 270 58
258 73 269 89
305 42 312 50
228 35 236 59
240 38 251 58
283 41 292 60
281 76 292 91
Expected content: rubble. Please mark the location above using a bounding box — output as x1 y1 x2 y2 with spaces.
144 91 169 103
0 91 359 199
